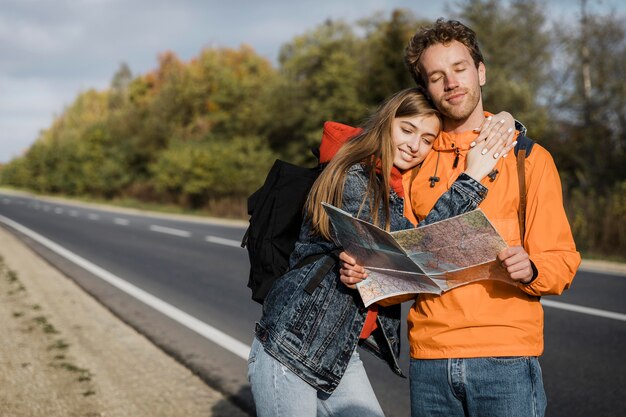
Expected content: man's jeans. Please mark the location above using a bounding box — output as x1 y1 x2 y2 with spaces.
410 357 547 417
248 337 384 417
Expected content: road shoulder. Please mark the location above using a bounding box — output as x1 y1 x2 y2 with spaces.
0 225 249 417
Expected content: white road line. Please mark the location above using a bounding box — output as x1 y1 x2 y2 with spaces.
87 213 100 220
541 299 626 322
149 225 191 238
578 261 626 277
2 198 9 204
0 214 251 360
205 236 242 248
114 218 129 226
69 210 79 217
54 208 64 214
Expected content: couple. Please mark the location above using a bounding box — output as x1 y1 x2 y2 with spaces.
248 18 580 417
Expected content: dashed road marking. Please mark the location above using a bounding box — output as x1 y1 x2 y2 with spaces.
114 218 129 226
149 225 191 238
205 236 241 248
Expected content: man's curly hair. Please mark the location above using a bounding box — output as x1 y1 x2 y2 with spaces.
404 18 484 89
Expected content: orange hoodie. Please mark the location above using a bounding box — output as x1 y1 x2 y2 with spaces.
401 128 581 359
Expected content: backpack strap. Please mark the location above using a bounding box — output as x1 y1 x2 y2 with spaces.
296 249 341 295
514 135 535 245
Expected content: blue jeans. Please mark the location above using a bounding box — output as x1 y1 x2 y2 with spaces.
248 337 384 417
410 357 547 417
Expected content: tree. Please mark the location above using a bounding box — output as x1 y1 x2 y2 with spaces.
149 137 274 208
551 7 626 193
358 9 421 104
186 45 279 140
267 19 369 162
108 62 133 110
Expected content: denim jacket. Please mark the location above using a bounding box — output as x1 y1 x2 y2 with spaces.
255 164 487 393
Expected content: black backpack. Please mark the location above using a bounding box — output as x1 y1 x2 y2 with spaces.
241 157 323 304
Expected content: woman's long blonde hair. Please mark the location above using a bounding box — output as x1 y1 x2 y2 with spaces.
306 87 440 240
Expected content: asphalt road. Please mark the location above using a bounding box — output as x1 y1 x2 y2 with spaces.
0 191 624 417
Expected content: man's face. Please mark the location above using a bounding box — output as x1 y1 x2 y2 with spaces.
419 40 486 122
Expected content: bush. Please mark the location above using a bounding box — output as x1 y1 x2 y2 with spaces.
566 182 626 259
149 137 275 209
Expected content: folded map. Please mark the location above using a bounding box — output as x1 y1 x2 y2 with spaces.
322 203 515 306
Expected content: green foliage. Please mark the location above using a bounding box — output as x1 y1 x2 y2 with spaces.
109 62 133 110
567 182 626 257
149 137 275 208
358 9 422 104
266 19 369 163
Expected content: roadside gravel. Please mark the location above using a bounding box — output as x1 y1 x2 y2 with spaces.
0 225 249 417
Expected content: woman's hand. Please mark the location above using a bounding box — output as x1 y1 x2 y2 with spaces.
338 251 367 289
472 112 518 157
464 130 517 182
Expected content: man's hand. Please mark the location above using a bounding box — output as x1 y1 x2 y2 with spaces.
339 251 367 289
497 246 534 284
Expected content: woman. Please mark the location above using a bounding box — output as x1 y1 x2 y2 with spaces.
248 88 517 417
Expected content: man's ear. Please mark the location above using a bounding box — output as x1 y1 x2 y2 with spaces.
478 62 486 87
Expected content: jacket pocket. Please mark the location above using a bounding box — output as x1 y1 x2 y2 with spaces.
290 270 333 337
490 218 521 246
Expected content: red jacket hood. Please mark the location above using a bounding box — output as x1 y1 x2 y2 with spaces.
319 121 362 163
318 121 404 198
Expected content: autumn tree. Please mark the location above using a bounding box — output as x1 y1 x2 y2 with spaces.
265 19 369 163
358 9 421 104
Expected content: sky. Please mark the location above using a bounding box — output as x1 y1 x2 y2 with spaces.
1 0 624 163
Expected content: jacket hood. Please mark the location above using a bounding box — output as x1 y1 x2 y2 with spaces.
319 121 363 163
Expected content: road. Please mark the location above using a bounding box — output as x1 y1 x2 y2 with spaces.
0 191 624 417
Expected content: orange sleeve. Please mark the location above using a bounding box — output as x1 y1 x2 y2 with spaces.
518 145 581 296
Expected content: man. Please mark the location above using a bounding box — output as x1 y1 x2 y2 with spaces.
340 19 580 417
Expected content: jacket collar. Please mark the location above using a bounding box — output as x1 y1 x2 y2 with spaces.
433 111 494 152
434 130 479 152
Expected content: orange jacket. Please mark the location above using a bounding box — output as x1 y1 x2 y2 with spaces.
400 128 581 359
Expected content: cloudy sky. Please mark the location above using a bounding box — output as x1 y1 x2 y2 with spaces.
1 0 623 163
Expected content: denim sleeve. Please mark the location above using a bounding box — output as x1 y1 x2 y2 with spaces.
340 168 374 222
419 173 488 226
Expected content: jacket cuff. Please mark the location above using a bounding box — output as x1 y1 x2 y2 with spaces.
521 260 539 285
452 173 488 205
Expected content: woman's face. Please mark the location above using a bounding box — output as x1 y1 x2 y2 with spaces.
391 114 440 171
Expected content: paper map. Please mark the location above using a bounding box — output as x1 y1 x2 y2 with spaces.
323 203 514 306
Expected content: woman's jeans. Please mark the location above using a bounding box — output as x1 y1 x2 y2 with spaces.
409 357 547 417
248 337 384 417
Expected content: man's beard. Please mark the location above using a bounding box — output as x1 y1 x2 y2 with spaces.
437 87 481 121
